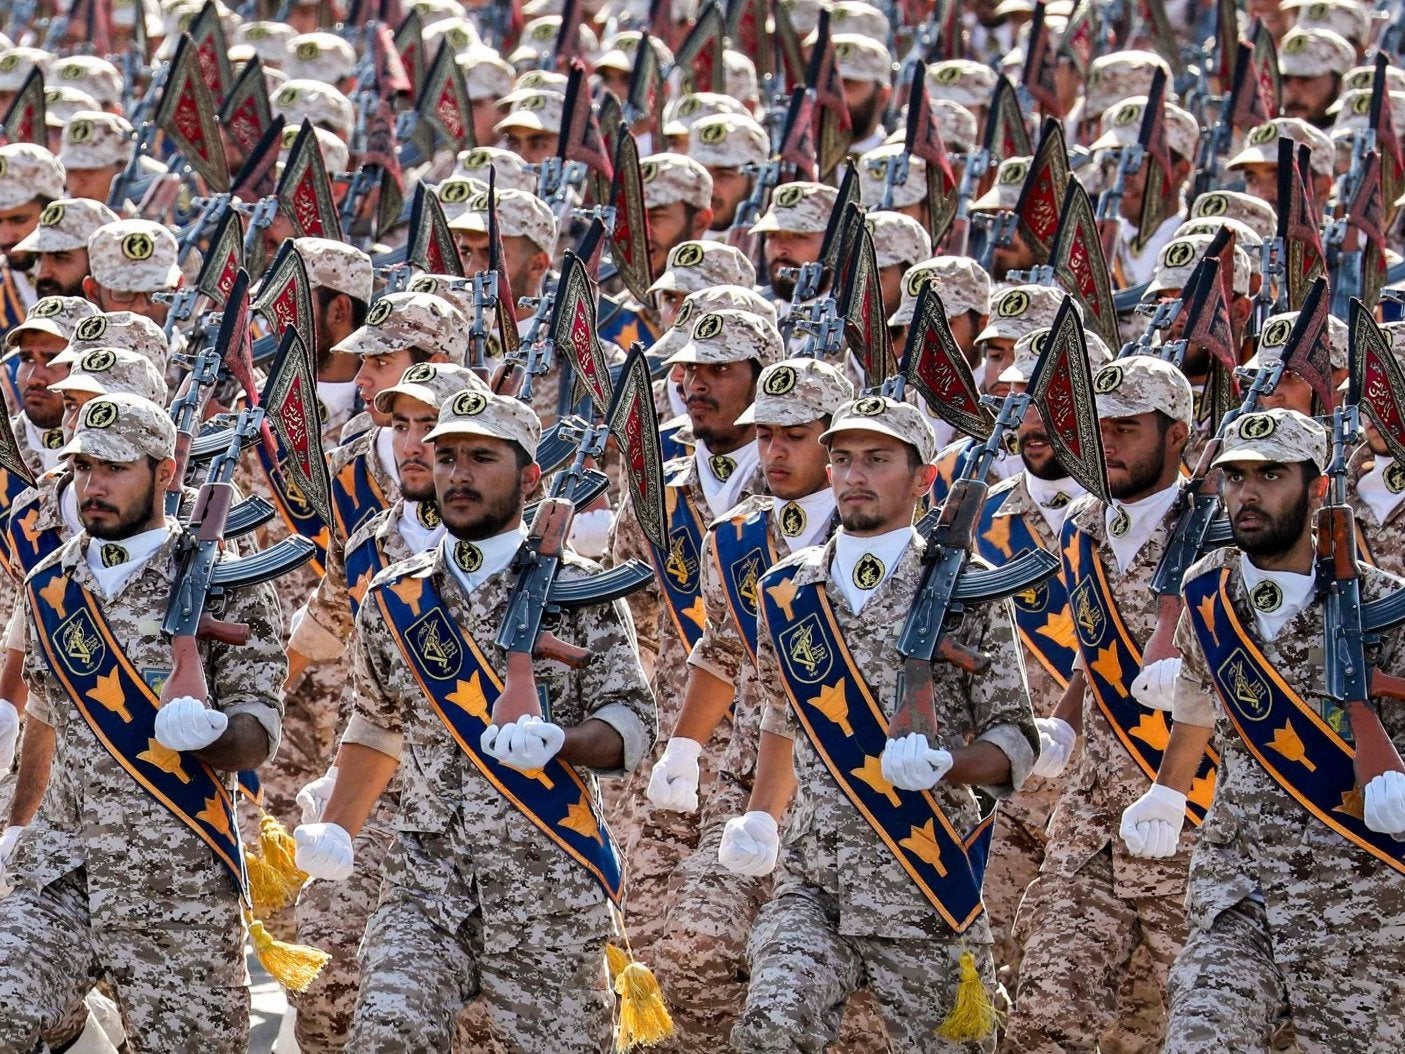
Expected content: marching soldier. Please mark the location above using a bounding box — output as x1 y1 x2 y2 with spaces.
1121 409 1405 1052
720 395 1037 1052
81 220 185 331
294 389 656 1053
10 197 118 300
7 295 98 477
0 143 64 337
1348 324 1405 577
0 393 287 1052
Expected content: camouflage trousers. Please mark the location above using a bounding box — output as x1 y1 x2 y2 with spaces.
0 871 248 1054
1165 896 1404 1054
351 886 614 1053
1001 847 1186 1054
731 888 997 1054
981 778 1058 991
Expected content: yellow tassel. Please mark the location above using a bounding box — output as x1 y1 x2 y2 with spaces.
604 942 631 982
936 949 999 1042
246 853 295 916
247 918 331 995
258 812 308 887
612 956 674 1052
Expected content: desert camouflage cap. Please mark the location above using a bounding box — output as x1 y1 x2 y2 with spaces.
494 89 565 135
1228 116 1335 176
1092 354 1194 427
424 387 541 458
405 273 476 320
888 256 992 326
971 155 1032 212
48 55 122 109
1287 0 1371 44
1330 88 1405 140
1086 50 1172 117
61 392 176 463
999 326 1113 385
279 123 349 175
0 47 50 93
373 361 490 415
43 86 100 127
640 152 713 211
56 311 170 374
647 240 756 296
272 79 356 139
88 219 181 293
334 291 470 364
411 0 470 23
825 0 892 38
1147 234 1252 297
459 49 516 99
723 48 759 103
4 295 98 347
294 237 374 303
1277 25 1355 77
49 346 168 404
859 143 928 209
1172 216 1265 257
236 21 295 64
689 113 769 170
1342 63 1405 93
432 175 486 222
976 285 1067 344
13 197 118 254
649 286 778 361
665 308 784 367
423 16 483 55
1188 189 1278 240
820 395 939 464
1213 407 1328 469
284 32 356 82
0 143 64 210
751 181 838 234
452 147 535 192
509 18 599 66
735 357 854 427
926 59 997 109
505 69 569 96
1092 96 1199 160
449 186 558 254
831 34 892 85
595 30 674 72
1249 309 1347 371
865 212 933 271
56 110 134 170
662 91 753 138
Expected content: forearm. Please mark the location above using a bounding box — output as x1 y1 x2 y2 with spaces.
1050 669 1086 732
321 741 400 836
745 731 796 820
8 718 53 826
1154 721 1215 794
945 741 1013 788
672 667 736 743
195 713 273 771
0 649 27 712
558 717 626 770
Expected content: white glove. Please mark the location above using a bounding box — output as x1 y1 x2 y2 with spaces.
879 732 954 792
293 822 355 881
0 699 17 773
568 507 613 559
1119 784 1188 858
153 696 228 753
1032 717 1077 778
0 825 22 897
296 766 339 825
481 715 566 772
646 737 703 813
1364 770 1405 835
1131 658 1182 712
718 811 780 877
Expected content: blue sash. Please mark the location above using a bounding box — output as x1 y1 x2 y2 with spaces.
256 439 330 576
930 439 978 506
0 270 25 339
758 563 995 932
26 562 246 897
371 570 623 903
708 505 778 665
645 484 708 651
1060 520 1218 823
659 421 688 463
0 473 48 580
330 446 389 548
1183 568 1405 875
976 489 1076 689
344 530 389 619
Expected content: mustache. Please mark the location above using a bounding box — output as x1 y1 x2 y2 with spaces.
441 486 483 504
397 458 430 473
839 489 876 503
685 395 718 410
82 500 118 515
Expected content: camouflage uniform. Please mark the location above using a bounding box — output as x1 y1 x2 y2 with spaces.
1164 546 1405 1054
345 543 656 1053
0 532 285 1053
1347 445 1405 580
733 534 1038 1053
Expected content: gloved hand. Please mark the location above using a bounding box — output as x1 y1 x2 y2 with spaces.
1131 658 1182 712
0 698 17 772
1032 717 1077 778
879 732 954 792
154 696 228 753
646 737 703 812
293 822 355 881
1364 770 1405 835
0 825 22 897
718 811 779 876
568 507 613 559
296 766 339 825
481 715 566 772
1119 784 1188 858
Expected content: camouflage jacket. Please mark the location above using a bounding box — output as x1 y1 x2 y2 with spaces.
1348 444 1405 580
757 534 1037 940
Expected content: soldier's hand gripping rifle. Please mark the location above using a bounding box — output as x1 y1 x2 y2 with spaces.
888 294 1107 738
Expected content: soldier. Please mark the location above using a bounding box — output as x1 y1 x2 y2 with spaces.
885 256 992 372
645 240 758 330
1277 25 1355 128
10 197 118 300
831 35 894 154
272 80 357 143
1225 117 1335 207
0 144 65 336
1348 324 1405 577
687 112 770 240
82 219 184 331
1120 408 1405 1052
7 295 98 477
462 57 518 150
719 394 1037 1052
1003 356 1205 1053
451 147 537 194
1241 309 1348 417
56 111 134 204
447 187 557 325
294 389 656 1053
968 156 1037 282
0 393 286 1052
750 180 839 306
494 88 565 166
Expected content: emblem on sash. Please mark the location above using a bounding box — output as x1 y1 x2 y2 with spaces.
1013 578 1049 614
1250 579 1283 612
665 530 699 588
1070 578 1107 643
779 501 806 537
779 614 834 683
731 551 763 615
409 608 463 679
1215 649 1272 721
57 609 106 678
852 553 885 590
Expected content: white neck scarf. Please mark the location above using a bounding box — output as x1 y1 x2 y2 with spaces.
832 525 914 614
396 500 446 555
1355 456 1405 525
694 439 759 517
1105 482 1181 574
316 379 359 430
443 524 527 595
1240 558 1316 642
60 477 82 536
773 488 837 552
86 524 171 600
23 415 63 473
375 426 397 481
1023 473 1085 536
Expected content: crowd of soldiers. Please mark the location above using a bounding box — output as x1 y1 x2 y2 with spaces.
0 0 1403 1052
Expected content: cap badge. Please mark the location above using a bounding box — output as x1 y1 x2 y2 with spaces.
1093 365 1123 394
763 364 797 396
120 232 154 261
367 299 394 326
1240 413 1276 440
672 242 705 268
452 390 488 416
694 313 724 340
853 396 886 416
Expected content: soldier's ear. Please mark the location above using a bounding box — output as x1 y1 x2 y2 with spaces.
155 455 178 492
1309 471 1329 505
